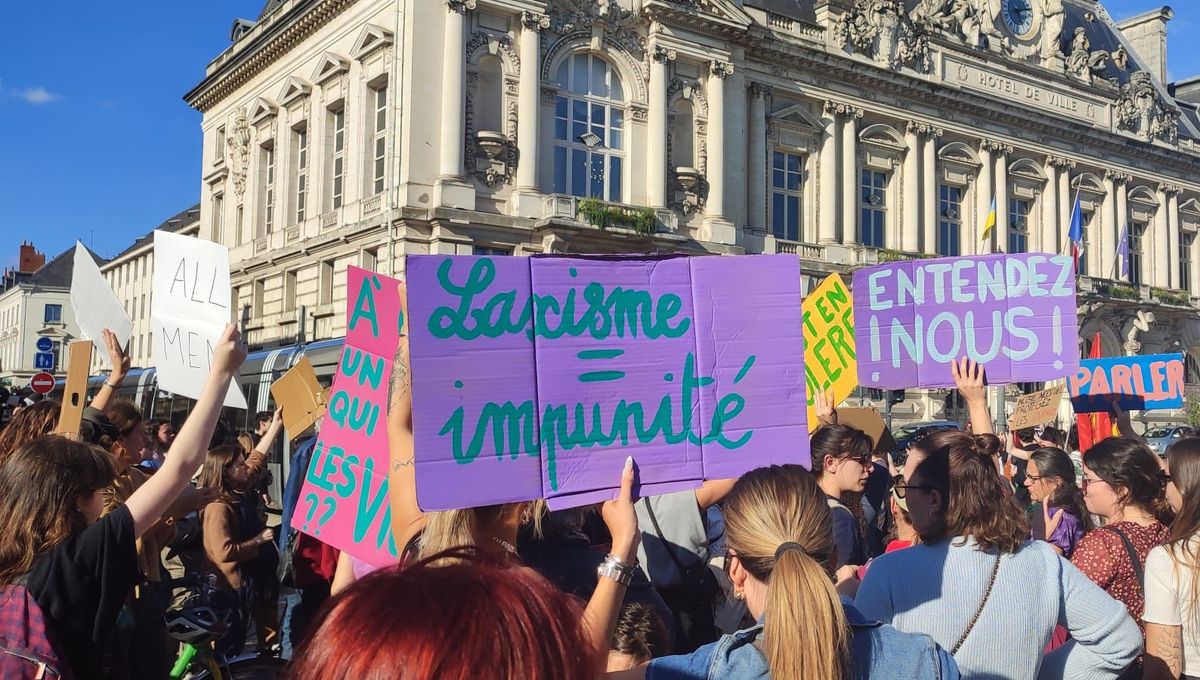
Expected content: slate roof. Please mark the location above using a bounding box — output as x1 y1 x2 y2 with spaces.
0 245 103 294
110 203 201 262
745 0 818 24
258 0 286 20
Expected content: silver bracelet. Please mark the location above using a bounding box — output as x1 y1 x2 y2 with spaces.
597 554 637 586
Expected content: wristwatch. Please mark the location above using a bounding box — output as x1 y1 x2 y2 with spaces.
596 554 637 586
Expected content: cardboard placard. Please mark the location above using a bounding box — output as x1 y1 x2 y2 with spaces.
1067 353 1185 413
804 274 857 433
291 268 403 567
55 340 94 437
71 243 133 365
270 356 326 438
151 231 246 408
407 254 809 512
836 407 896 454
853 253 1079 388
1007 385 1064 431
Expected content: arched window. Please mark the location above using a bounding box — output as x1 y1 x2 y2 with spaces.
552 53 625 202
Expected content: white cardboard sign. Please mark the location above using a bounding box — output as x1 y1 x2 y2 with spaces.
71 243 133 366
151 231 246 408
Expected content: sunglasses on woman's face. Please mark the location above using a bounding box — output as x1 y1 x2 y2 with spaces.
1080 477 1108 492
891 481 938 499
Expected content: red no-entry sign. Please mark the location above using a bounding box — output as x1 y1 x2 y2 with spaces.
30 372 55 395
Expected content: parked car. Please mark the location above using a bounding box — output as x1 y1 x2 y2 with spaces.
891 420 961 465
1143 425 1195 456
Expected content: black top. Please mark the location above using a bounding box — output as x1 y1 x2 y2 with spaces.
25 505 138 676
862 461 892 515
828 496 865 568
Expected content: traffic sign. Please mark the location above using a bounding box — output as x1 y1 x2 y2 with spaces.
36 336 53 352
30 372 55 395
34 352 55 371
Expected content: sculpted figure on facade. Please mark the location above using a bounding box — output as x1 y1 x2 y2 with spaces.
834 0 930 72
227 109 252 197
1067 27 1109 83
549 0 646 63
1122 310 1156 355
1040 0 1065 60
1118 71 1180 143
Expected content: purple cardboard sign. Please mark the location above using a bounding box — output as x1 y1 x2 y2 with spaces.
407 254 809 511
852 254 1079 388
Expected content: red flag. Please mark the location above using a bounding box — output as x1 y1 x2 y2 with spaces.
1075 332 1112 453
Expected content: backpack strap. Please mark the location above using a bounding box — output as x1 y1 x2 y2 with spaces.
1102 526 1145 592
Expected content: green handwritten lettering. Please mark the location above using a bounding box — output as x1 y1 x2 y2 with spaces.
349 276 380 337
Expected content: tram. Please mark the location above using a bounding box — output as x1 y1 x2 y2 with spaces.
59 337 345 499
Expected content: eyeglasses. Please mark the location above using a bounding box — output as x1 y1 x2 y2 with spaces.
1025 472 1045 482
1080 477 1109 492
840 453 872 468
892 481 937 499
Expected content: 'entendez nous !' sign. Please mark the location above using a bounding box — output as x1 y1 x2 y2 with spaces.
408 255 810 511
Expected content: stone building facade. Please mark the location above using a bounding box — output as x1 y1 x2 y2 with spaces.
185 0 1200 427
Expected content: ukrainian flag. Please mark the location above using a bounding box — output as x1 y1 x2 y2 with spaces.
981 197 997 242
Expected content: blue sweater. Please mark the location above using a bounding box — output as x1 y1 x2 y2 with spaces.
855 537 1141 680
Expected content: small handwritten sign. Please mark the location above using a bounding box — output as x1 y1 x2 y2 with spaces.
71 242 133 365
271 356 327 439
1008 385 1064 430
804 274 856 432
407 254 809 511
1067 353 1185 413
290 267 403 567
151 231 245 408
853 254 1079 388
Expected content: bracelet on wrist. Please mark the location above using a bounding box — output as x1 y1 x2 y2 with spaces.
597 553 637 587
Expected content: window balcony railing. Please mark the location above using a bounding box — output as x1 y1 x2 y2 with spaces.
361 194 382 218
1151 286 1192 307
541 194 677 235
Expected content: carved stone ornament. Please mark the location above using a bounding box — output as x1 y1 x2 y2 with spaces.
548 0 646 61
910 0 1001 51
1117 71 1180 144
522 11 551 31
227 110 253 197
1066 27 1109 84
835 0 932 72
1122 310 1156 355
1040 0 1065 60
447 0 477 13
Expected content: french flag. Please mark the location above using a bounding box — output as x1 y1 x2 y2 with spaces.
1067 191 1083 275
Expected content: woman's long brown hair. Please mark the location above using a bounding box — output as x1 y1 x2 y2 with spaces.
1164 438 1200 623
0 400 60 463
0 436 115 584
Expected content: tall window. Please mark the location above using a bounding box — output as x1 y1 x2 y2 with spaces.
1182 233 1193 292
260 143 276 235
294 126 308 223
319 260 334 305
859 169 887 248
474 246 513 256
236 205 245 245
552 53 625 202
213 193 224 243
283 270 297 312
330 107 346 209
770 150 803 241
1078 210 1092 276
371 85 387 196
1008 198 1030 253
937 185 962 256
1128 223 1145 285
215 125 226 164
44 304 62 323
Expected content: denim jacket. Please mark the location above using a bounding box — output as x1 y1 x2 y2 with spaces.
646 598 960 680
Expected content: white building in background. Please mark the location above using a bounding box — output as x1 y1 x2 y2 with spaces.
184 0 1200 427
94 205 201 372
0 244 92 385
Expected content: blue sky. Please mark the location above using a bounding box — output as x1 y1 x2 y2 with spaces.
0 1 1197 268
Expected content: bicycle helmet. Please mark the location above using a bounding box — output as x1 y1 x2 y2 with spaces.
165 590 236 644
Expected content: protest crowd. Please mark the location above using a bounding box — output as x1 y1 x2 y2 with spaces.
1 256 1199 680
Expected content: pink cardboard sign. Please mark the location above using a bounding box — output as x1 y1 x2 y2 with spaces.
291 267 404 567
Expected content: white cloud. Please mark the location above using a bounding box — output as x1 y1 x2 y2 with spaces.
12 86 60 104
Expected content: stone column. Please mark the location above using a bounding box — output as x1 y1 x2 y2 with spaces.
1041 160 1059 255
819 102 841 244
437 0 474 206
1191 221 1200 297
647 45 673 209
1101 171 1116 277
513 11 547 213
705 60 733 235
1116 176 1129 281
748 83 768 233
840 107 861 245
976 143 993 255
1054 158 1075 255
921 127 939 254
992 144 1010 253
1155 185 1171 287
1168 188 1182 289
902 123 921 253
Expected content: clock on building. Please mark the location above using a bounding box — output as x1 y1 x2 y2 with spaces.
1002 0 1036 37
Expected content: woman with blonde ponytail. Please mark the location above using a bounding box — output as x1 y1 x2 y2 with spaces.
608 464 959 680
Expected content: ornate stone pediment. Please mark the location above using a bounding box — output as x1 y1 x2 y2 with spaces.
277 76 311 108
351 24 394 61
938 141 981 168
247 97 277 124
547 0 646 60
643 0 753 32
834 0 932 73
311 52 349 85
769 103 822 132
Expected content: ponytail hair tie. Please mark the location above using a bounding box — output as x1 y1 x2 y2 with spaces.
774 542 806 561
